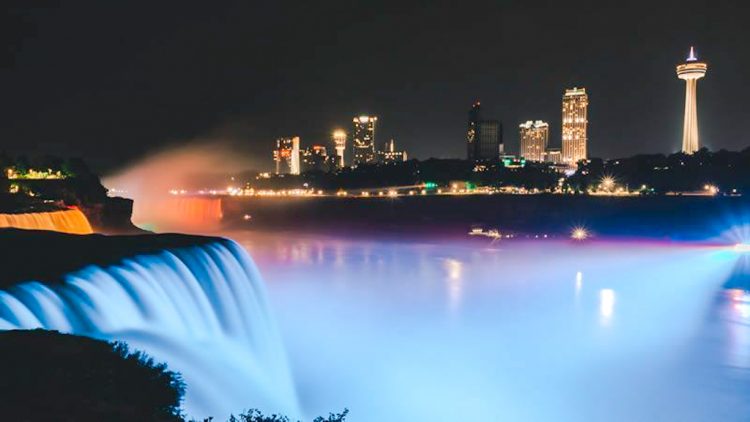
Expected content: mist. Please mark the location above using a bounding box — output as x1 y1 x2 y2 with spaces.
102 140 258 231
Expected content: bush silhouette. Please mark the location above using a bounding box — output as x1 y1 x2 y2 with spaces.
1 329 348 422
0 329 184 421
221 408 349 422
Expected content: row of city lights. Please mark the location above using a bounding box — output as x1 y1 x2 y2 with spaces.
166 178 730 199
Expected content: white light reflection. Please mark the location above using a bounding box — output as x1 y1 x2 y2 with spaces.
726 289 750 369
443 258 464 312
599 289 616 325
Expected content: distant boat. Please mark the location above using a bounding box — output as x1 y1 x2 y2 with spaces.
468 227 502 239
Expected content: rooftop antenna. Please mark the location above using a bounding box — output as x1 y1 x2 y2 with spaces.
687 46 697 62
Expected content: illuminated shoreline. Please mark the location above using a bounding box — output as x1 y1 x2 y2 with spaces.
159 188 731 199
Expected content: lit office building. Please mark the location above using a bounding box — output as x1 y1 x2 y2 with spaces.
352 115 377 166
273 136 300 175
380 139 407 163
519 120 549 162
561 88 589 165
467 102 502 161
301 145 328 172
332 129 347 168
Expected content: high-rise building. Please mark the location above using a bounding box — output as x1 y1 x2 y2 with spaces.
332 129 347 168
352 115 377 166
301 145 328 172
273 136 301 175
467 102 502 161
519 120 549 162
477 121 501 160
467 102 480 160
380 139 407 163
676 46 707 154
561 88 589 165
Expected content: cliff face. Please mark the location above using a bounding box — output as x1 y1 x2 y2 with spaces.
80 196 143 234
1 170 143 233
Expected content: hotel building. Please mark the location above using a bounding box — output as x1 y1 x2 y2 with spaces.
519 120 549 162
561 88 589 165
352 115 378 166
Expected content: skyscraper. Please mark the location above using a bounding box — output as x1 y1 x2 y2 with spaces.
467 102 502 161
352 115 377 166
301 145 328 172
561 88 589 165
273 136 301 175
676 47 707 154
332 129 347 168
467 102 480 160
519 120 549 162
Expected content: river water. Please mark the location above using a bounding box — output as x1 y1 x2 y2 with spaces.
224 230 750 421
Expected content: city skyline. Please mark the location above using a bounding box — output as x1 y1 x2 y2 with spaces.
0 2 745 172
270 58 703 172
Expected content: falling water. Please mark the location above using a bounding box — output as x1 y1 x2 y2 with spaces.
0 238 298 420
0 209 93 234
134 196 223 231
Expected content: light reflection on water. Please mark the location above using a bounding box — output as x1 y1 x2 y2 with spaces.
599 288 616 326
231 231 748 421
724 289 750 370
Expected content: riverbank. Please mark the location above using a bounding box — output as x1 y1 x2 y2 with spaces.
219 194 750 241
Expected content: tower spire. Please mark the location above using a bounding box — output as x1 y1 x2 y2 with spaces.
687 46 697 62
676 47 707 154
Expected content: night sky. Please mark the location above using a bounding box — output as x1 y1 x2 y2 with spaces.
1 0 748 172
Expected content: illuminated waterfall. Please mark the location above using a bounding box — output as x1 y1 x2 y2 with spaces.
0 209 93 234
134 196 223 231
0 238 298 419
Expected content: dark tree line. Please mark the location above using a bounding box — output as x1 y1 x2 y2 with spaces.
248 148 750 195
0 330 348 422
249 158 559 191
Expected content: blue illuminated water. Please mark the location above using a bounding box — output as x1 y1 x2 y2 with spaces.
236 232 750 421
2 226 748 421
0 239 299 420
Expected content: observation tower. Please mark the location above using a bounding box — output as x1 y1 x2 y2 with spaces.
676 46 708 154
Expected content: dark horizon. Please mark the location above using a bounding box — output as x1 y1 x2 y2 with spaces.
1 0 748 173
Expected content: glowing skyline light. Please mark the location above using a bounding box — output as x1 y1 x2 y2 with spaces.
571 227 590 240
600 175 616 191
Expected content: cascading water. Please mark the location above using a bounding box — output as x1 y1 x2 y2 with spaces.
134 196 224 231
0 236 298 420
0 209 93 234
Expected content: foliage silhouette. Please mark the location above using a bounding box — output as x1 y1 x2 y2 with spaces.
0 329 184 421
196 408 349 422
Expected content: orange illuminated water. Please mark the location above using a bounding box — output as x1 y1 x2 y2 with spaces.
0 209 93 234
134 196 223 231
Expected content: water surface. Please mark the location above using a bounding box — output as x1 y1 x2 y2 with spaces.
233 231 749 421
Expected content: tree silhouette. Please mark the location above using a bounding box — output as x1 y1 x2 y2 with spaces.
0 329 184 421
